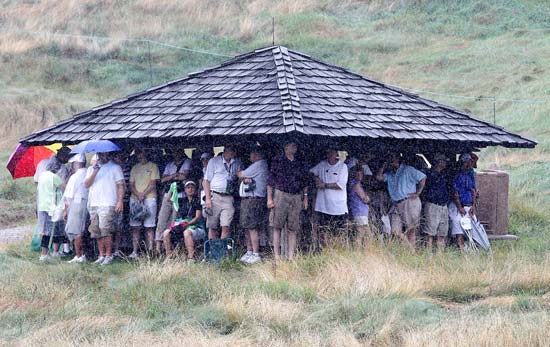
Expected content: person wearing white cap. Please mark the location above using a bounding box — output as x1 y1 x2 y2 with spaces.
163 180 205 260
64 154 89 263
449 153 477 250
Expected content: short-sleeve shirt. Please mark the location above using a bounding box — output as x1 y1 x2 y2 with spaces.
64 168 89 203
454 170 476 206
310 160 349 215
267 154 309 194
37 171 63 212
86 160 125 207
130 161 160 199
384 164 426 202
348 178 369 217
176 196 202 220
423 169 449 205
163 159 192 176
204 155 242 193
239 159 269 198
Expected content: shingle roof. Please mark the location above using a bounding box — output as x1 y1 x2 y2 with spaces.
20 45 536 148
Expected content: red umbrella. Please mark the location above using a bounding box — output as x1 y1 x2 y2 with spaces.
5 144 55 179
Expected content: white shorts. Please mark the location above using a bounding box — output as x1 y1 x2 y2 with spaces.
448 202 476 236
129 197 158 228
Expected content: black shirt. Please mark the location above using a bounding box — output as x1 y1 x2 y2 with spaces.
423 169 450 205
177 196 202 220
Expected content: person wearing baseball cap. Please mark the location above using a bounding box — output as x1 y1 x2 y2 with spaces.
449 152 477 250
163 180 205 260
421 153 450 253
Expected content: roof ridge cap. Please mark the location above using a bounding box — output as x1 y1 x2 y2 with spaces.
271 46 303 133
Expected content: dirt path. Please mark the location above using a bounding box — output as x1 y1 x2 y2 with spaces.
0 225 34 244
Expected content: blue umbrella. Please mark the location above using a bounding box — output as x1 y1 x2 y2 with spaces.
70 140 121 154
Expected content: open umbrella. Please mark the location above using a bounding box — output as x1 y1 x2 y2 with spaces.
6 144 55 179
70 140 121 154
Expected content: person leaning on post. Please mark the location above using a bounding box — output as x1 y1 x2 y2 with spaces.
237 144 269 264
421 153 450 253
267 140 309 261
376 152 426 251
203 145 242 240
155 147 191 254
84 152 125 266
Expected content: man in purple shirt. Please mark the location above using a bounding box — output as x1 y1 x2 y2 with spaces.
267 140 309 261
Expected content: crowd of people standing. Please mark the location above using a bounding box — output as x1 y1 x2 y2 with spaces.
35 140 480 265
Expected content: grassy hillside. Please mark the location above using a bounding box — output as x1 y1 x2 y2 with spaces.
0 1 549 345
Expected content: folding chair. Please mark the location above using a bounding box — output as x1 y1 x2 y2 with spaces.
203 237 235 263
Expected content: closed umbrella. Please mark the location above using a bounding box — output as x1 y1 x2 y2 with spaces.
70 140 121 154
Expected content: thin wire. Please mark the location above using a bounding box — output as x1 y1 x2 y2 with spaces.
402 87 549 104
1 29 234 57
3 28 550 102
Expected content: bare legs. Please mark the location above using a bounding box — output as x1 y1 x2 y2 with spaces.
272 228 297 261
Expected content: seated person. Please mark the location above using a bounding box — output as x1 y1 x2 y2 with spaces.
163 180 205 260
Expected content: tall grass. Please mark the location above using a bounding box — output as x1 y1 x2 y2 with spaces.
2 236 550 346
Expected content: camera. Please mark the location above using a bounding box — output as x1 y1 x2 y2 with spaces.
244 178 256 193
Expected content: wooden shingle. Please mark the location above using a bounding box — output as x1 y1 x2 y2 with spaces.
20 45 536 149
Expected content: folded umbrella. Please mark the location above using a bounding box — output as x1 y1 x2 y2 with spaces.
70 140 121 154
6 144 55 179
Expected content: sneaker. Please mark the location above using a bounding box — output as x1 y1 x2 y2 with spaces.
93 256 105 264
128 252 139 259
51 252 61 258
68 256 80 263
76 255 87 263
246 253 262 265
100 256 114 266
39 255 50 263
240 251 252 263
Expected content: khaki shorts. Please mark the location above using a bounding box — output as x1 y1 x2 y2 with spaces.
89 206 116 238
422 202 449 237
390 197 421 234
240 197 267 229
206 192 235 229
271 189 302 232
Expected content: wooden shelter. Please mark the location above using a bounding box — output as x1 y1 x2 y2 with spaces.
20 45 536 151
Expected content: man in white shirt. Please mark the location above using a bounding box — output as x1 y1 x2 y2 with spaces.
203 145 242 240
84 152 125 266
64 154 89 263
310 146 349 245
237 145 268 264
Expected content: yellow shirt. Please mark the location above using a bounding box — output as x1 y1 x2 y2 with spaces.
130 161 160 199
